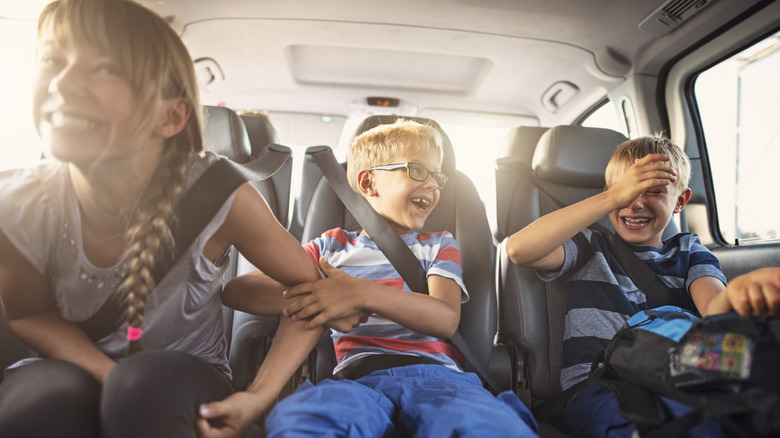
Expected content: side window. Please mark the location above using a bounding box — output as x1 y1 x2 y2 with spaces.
581 101 627 137
0 18 41 171
694 31 780 244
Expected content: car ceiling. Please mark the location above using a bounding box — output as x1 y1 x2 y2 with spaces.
1 0 767 126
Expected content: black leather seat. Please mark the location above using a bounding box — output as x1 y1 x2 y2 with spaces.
301 115 511 390
202 106 293 397
239 112 292 228
494 126 549 244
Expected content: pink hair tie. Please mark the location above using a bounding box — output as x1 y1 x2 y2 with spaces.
127 326 143 341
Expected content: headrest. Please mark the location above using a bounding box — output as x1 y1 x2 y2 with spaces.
351 115 456 173
497 126 549 162
202 105 252 163
532 125 628 188
240 113 279 157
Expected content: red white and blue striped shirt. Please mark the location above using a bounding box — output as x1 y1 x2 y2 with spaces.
303 228 468 374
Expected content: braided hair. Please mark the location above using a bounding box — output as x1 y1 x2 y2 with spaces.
38 0 204 353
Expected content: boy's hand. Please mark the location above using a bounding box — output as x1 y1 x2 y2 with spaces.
725 267 780 317
607 154 677 208
282 257 368 329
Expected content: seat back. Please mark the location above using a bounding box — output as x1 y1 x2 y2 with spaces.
240 113 292 229
202 105 292 392
494 126 548 243
303 115 509 389
496 126 632 401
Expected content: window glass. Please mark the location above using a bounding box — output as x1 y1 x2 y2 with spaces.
695 31 780 244
581 101 627 137
0 18 42 171
436 123 510 206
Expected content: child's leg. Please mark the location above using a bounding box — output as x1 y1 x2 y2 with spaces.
0 359 101 438
360 364 539 437
564 384 733 438
100 350 233 438
265 378 396 438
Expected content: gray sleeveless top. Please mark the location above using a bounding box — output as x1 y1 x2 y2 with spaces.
0 152 235 377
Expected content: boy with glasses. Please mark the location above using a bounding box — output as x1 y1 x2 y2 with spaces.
223 119 538 437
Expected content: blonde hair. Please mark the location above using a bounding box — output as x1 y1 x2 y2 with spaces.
347 119 443 192
605 135 691 192
38 0 203 353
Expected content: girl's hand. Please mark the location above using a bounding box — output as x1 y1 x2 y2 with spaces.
195 391 270 438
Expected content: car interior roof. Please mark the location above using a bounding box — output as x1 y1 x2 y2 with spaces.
133 0 768 125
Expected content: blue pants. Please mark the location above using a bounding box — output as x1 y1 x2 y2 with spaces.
266 364 538 437
563 385 731 438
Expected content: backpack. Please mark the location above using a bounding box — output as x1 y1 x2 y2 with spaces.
588 306 780 438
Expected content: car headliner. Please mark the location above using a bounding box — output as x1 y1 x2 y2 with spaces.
0 0 767 126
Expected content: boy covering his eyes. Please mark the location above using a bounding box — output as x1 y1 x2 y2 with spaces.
505 134 779 436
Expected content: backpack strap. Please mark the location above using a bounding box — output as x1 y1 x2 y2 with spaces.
75 152 290 342
308 146 503 394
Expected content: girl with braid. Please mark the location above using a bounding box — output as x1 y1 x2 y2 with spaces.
0 1 343 437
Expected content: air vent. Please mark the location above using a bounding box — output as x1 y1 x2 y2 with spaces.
639 0 717 37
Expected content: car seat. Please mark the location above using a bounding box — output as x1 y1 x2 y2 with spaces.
201 105 294 395
300 115 511 390
239 112 292 229
494 126 549 244
494 126 680 434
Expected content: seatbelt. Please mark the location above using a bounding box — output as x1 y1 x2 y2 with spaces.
76 149 291 342
503 158 690 311
307 146 502 394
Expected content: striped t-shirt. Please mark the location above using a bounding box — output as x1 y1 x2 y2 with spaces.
303 228 469 374
537 229 727 390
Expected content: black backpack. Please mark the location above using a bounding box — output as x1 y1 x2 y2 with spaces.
584 306 780 438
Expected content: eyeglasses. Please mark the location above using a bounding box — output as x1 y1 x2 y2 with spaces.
367 162 448 189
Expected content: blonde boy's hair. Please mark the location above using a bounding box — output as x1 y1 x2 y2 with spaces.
605 135 691 192
347 119 444 192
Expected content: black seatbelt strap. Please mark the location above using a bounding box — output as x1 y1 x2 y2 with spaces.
76 151 290 342
308 146 502 394
308 146 427 284
504 158 688 310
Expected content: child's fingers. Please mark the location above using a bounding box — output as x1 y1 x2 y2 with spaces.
291 301 323 322
636 153 671 165
762 282 780 316
747 283 769 317
283 282 313 298
282 295 315 318
319 256 341 277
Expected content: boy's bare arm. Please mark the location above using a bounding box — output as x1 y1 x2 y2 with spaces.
284 258 461 339
223 268 367 333
506 153 677 271
506 190 618 271
690 275 728 316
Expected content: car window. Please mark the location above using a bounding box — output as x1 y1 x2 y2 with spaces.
0 18 41 172
437 122 510 205
694 31 780 244
581 101 627 137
